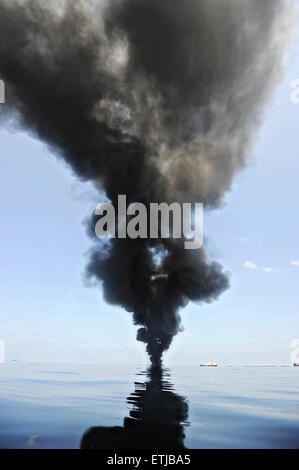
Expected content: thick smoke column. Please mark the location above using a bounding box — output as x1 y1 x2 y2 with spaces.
0 0 293 364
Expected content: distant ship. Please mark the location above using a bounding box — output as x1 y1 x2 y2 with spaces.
200 362 218 367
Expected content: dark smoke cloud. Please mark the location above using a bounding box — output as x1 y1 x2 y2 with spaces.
0 0 294 364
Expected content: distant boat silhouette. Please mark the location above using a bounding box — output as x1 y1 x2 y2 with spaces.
200 362 218 367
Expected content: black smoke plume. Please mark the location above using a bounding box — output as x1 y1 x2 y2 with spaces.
0 0 293 364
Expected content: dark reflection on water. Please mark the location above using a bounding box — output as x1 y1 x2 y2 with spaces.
81 366 189 449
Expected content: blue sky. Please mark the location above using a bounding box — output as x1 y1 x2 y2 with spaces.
1 28 299 366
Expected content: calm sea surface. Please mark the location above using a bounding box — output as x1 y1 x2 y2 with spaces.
0 362 298 449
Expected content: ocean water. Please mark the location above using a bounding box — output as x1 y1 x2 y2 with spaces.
0 362 298 449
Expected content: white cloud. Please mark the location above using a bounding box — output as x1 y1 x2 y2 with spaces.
290 261 299 267
237 237 250 243
182 332 198 338
262 267 278 273
244 261 278 273
244 260 258 269
264 333 277 340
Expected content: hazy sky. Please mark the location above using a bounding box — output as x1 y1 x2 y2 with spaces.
0 23 299 367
